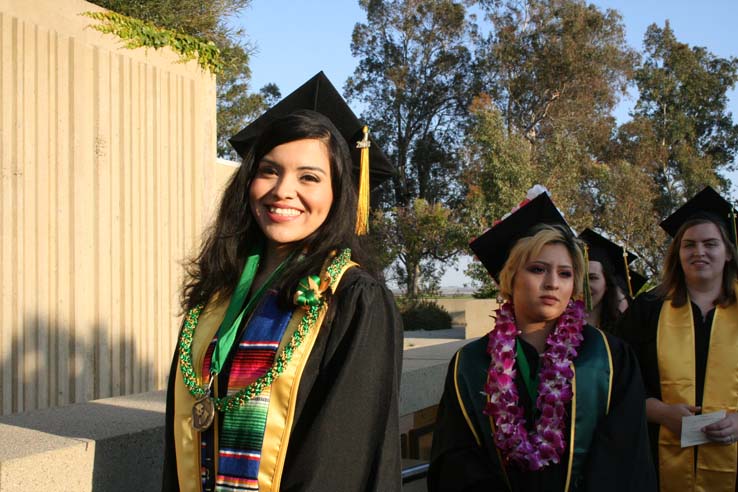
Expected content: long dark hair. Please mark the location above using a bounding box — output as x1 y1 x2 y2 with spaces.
654 215 738 308
182 110 372 311
594 259 622 329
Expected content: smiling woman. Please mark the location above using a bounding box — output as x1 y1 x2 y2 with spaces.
249 138 334 251
428 187 655 492
162 73 403 492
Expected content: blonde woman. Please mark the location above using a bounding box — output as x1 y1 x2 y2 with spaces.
429 190 654 491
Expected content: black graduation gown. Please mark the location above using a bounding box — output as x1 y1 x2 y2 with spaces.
428 328 655 492
617 292 736 490
161 267 403 492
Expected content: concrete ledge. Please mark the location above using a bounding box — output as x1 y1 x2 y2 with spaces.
0 391 166 491
428 298 497 339
399 340 471 415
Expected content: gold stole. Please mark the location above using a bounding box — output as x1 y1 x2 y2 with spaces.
657 297 738 492
172 260 357 492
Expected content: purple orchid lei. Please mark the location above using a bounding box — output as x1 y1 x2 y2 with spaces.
483 299 586 470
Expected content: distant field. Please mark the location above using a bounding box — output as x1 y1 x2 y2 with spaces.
393 294 477 301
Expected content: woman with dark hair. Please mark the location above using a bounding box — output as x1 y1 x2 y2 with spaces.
619 186 738 492
428 188 654 492
578 229 643 334
162 73 402 492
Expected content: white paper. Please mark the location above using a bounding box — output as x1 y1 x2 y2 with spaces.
681 410 726 447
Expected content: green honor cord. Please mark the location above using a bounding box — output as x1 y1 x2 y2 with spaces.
515 339 539 406
209 244 294 376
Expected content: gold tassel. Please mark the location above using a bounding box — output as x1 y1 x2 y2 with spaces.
355 126 371 235
623 249 634 298
583 244 592 311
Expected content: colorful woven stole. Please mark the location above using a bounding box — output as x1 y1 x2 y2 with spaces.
172 250 358 492
657 296 738 492
198 292 293 491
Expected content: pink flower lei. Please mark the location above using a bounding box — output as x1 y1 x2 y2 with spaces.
483 299 586 470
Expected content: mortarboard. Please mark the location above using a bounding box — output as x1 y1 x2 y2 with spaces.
469 191 570 281
229 71 394 235
229 71 394 191
579 228 640 298
660 186 738 245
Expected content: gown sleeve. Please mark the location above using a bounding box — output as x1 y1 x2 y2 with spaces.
582 334 657 491
279 268 404 492
162 335 181 491
616 294 662 400
428 353 509 492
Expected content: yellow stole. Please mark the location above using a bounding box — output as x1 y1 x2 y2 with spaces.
172 259 356 492
657 297 738 492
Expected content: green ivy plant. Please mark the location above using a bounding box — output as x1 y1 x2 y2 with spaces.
83 11 222 73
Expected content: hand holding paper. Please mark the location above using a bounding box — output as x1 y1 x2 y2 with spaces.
681 410 727 447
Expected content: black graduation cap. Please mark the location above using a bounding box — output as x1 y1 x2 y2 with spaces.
660 186 738 244
579 228 639 297
469 192 570 280
228 71 394 190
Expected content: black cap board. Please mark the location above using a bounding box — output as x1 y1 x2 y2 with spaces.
229 71 394 190
660 186 738 244
469 192 570 280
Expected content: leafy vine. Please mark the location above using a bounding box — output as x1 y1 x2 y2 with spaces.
83 11 222 73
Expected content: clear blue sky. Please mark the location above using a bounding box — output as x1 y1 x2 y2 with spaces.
235 1 738 288
238 0 738 122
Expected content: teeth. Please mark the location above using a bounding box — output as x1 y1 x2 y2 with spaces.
269 206 301 217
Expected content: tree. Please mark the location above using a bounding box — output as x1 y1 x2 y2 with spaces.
372 199 466 297
463 0 638 257
461 95 593 295
89 0 279 158
620 21 738 215
592 160 665 275
475 0 637 152
463 95 534 227
460 0 637 296
600 22 738 269
347 0 476 296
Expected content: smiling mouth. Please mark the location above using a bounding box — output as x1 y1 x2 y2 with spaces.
268 206 302 217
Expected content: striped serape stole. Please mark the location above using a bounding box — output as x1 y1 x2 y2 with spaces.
200 291 293 492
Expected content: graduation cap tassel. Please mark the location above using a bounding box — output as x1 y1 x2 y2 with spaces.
355 126 371 236
582 244 592 311
731 209 737 247
623 248 634 298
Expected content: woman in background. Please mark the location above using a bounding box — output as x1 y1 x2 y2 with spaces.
578 229 645 334
619 186 738 492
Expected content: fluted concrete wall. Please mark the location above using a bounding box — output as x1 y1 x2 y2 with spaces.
0 0 224 415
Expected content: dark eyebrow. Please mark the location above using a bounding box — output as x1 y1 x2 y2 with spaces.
258 158 328 176
297 165 329 175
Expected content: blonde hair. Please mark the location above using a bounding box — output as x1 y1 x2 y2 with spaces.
498 224 585 301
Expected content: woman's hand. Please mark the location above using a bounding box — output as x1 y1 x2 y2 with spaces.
702 412 738 445
646 398 700 435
